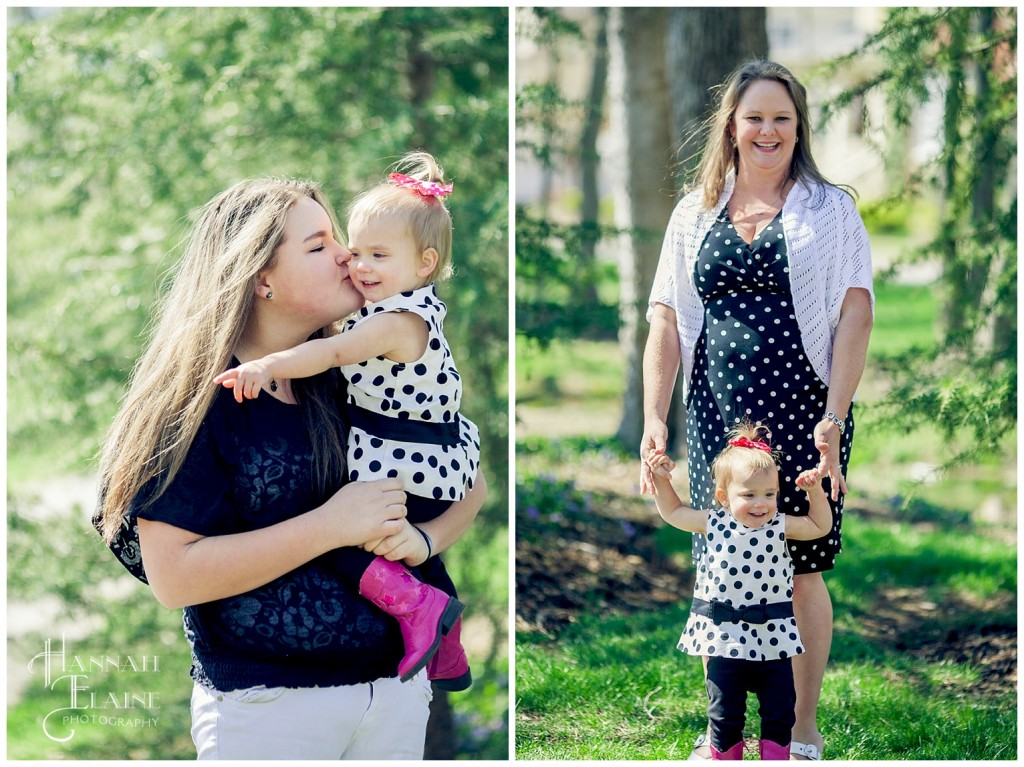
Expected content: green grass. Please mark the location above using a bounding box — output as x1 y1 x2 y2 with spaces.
517 583 1016 759
516 337 626 405
865 280 937 356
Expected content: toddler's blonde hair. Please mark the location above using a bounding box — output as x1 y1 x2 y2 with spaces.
347 151 454 283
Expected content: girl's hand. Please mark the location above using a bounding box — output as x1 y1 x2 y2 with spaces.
795 467 824 492
813 419 848 501
213 361 274 403
363 519 430 568
639 419 669 495
317 478 407 550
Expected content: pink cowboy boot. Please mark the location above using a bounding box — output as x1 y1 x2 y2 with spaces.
711 741 744 760
358 557 463 682
428 616 473 691
759 739 791 760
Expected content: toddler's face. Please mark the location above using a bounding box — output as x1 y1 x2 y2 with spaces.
347 212 429 303
716 466 779 529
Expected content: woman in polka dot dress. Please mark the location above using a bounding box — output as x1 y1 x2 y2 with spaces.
646 422 832 760
216 152 480 691
642 61 873 760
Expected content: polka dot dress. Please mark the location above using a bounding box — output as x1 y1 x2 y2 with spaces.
686 209 853 574
678 506 803 660
340 285 481 505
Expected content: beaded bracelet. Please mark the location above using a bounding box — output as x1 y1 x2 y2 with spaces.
822 411 846 435
412 525 433 560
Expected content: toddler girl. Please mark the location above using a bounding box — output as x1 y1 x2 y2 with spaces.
215 152 479 691
645 421 830 760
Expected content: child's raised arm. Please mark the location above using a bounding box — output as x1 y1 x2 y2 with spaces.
785 468 832 541
645 454 707 534
214 311 428 402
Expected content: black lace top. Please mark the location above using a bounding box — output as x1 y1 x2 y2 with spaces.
97 384 404 691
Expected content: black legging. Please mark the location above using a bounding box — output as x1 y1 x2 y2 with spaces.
705 655 795 751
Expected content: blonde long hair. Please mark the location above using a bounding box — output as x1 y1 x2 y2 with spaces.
347 151 454 282
694 59 839 209
96 178 347 542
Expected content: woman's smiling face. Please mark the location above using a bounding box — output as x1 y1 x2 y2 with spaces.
730 79 798 177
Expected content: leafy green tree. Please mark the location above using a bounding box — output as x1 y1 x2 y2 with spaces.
8 7 508 759
819 7 1016 465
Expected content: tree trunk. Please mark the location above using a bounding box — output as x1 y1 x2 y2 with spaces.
407 27 435 148
609 7 675 450
661 8 769 451
578 7 609 307
667 8 768 189
612 7 769 451
424 690 455 759
968 8 1011 357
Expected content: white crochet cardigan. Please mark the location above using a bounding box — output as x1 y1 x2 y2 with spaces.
648 172 874 394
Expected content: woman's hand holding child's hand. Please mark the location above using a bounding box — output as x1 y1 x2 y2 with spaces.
644 452 676 479
213 361 274 403
639 420 670 495
795 467 826 495
363 518 431 568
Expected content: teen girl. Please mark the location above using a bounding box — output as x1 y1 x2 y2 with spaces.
215 152 479 691
646 422 831 760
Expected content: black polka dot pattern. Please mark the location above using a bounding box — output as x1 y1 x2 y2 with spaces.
340 285 481 502
678 507 803 661
685 210 853 576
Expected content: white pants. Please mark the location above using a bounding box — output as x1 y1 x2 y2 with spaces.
190 671 432 760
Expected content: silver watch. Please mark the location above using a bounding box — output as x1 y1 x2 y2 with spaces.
822 411 845 434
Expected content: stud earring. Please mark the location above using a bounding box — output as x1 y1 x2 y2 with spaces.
266 291 273 299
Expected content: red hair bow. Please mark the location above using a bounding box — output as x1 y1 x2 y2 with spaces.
728 437 772 453
389 172 453 199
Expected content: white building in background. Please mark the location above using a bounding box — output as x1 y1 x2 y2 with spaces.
516 7 920 209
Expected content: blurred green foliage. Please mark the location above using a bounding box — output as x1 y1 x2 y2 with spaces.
514 212 621 345
818 7 1017 469
8 6 508 496
7 7 508 759
514 10 623 348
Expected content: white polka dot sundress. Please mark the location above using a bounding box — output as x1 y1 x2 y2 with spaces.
678 506 803 660
686 209 853 574
340 285 481 507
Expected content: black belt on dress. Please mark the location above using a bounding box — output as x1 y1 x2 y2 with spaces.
348 404 461 446
690 597 793 626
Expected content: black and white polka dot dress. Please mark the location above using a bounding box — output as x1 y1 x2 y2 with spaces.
340 285 481 505
686 209 853 574
678 506 803 660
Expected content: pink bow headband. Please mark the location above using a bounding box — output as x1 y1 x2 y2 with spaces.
389 172 453 199
728 437 772 453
